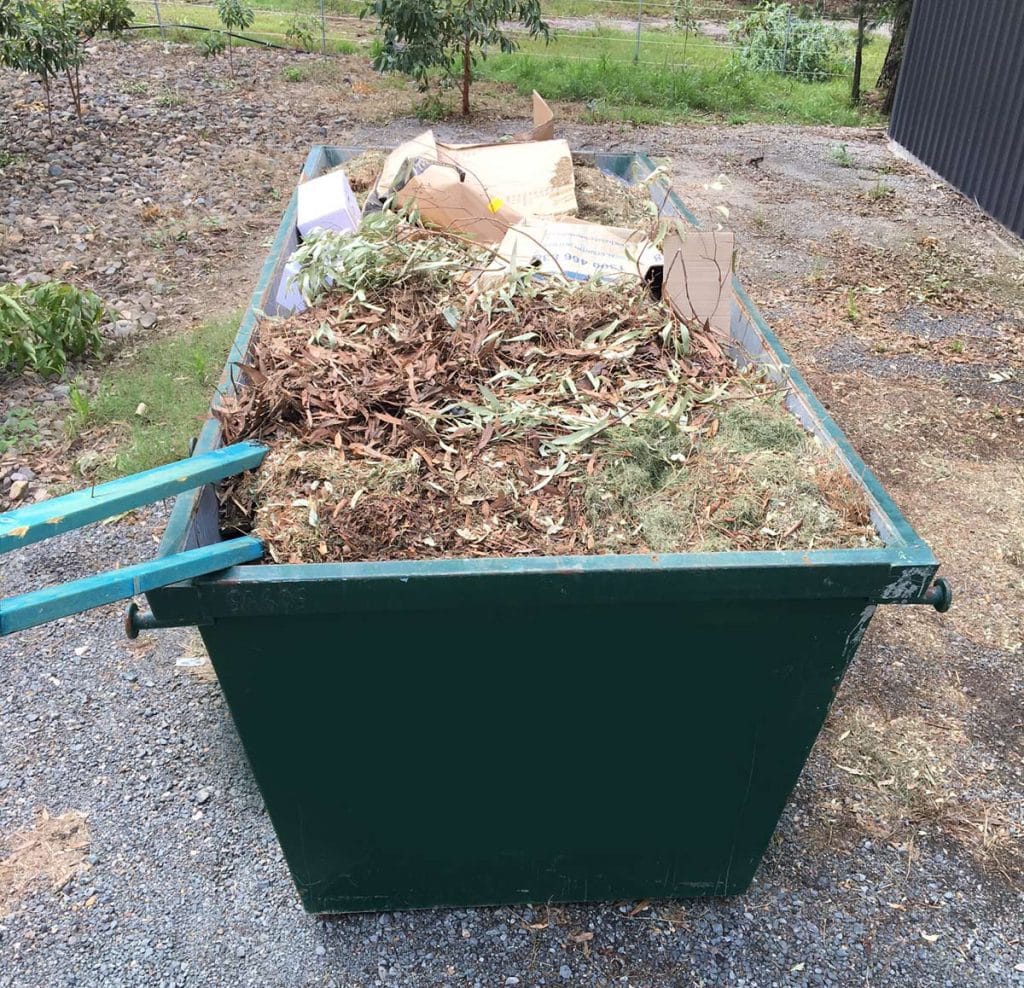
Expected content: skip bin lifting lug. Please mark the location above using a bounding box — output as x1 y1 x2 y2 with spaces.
124 601 201 638
923 578 952 612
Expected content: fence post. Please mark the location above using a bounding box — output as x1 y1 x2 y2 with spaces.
154 0 164 38
320 0 327 55
781 5 792 75
633 0 642 64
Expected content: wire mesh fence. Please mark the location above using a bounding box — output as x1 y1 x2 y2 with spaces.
130 0 865 83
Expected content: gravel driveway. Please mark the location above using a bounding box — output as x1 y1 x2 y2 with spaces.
1 519 1019 986
2 40 1023 988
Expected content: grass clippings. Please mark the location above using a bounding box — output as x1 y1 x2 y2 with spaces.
335 149 389 194
215 216 879 564
828 706 1022 880
574 163 658 228
0 809 90 919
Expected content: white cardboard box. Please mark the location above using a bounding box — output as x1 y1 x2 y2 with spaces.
296 169 361 239
274 256 306 314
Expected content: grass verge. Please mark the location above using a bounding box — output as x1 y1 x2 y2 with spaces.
477 26 885 125
128 1 362 53
74 317 237 479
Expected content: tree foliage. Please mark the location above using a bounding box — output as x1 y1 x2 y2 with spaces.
0 281 107 377
216 0 254 75
729 2 846 83
0 0 133 123
364 0 550 115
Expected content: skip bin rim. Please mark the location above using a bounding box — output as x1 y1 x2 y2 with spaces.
154 144 937 603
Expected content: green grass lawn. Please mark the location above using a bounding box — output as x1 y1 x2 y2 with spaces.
129 0 362 53
75 317 238 479
477 25 887 125
127 0 885 126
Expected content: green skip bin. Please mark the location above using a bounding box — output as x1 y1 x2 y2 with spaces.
129 147 951 914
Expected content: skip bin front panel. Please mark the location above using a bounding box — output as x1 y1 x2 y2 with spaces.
200 592 873 913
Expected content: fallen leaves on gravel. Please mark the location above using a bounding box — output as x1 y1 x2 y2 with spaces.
0 809 90 919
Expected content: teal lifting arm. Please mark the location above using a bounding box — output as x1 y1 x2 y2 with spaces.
0 538 263 636
0 441 267 636
0 441 266 555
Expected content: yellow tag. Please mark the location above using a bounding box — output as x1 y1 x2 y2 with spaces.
488 198 503 213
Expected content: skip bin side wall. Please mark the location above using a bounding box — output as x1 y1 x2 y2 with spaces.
890 0 1024 239
198 594 876 913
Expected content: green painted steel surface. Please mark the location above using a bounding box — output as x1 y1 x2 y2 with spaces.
144 147 945 913
200 595 873 912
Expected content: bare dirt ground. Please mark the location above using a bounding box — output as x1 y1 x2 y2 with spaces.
1 40 1022 986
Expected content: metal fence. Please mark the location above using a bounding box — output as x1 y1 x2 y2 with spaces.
133 0 863 81
889 0 1024 239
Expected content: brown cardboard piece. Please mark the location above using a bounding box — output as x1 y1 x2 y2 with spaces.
662 230 734 333
377 134 577 244
370 93 574 242
511 91 555 142
393 162 524 243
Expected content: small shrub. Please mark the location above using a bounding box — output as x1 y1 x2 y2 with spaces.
416 92 450 121
0 406 39 454
0 280 107 377
281 64 304 82
673 0 700 61
68 0 133 38
196 30 227 58
215 0 254 75
729 2 846 83
830 142 853 167
285 13 319 52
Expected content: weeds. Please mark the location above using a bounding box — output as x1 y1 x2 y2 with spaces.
866 179 895 201
65 378 92 434
281 64 304 82
0 281 106 377
845 288 860 323
0 407 40 455
830 143 853 168
155 86 186 107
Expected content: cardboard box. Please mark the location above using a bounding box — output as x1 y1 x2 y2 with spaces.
662 230 734 333
484 219 662 284
274 256 307 315
297 169 361 239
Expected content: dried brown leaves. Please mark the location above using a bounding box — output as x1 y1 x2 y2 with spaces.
216 222 878 564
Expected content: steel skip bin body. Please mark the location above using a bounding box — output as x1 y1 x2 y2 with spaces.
140 147 949 914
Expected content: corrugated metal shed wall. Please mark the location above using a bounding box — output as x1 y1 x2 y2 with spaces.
889 0 1024 238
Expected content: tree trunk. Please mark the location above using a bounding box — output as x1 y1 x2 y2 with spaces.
878 0 913 115
461 34 471 115
42 74 52 131
851 8 866 104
